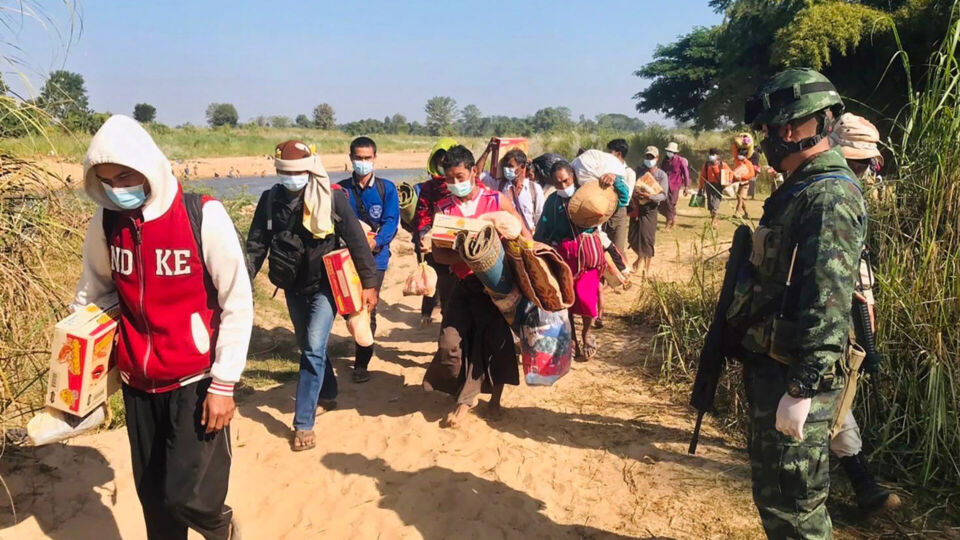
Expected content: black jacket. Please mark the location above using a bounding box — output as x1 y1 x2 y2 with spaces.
246 184 378 295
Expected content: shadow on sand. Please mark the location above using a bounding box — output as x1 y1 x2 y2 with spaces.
0 445 123 539
322 452 676 540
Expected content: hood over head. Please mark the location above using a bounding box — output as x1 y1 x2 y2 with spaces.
427 137 458 177
83 114 178 221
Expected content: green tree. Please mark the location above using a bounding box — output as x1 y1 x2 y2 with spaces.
295 114 311 128
312 103 336 130
425 96 457 135
206 103 238 127
269 115 292 128
634 0 949 128
38 70 90 127
133 103 156 123
459 104 484 136
530 106 572 133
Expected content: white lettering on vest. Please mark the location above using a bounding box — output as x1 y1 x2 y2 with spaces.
110 246 133 276
155 249 193 276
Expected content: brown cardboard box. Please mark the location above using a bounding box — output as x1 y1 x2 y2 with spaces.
46 303 120 417
429 214 488 249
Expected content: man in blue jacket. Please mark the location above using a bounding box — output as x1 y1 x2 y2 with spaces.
339 137 400 383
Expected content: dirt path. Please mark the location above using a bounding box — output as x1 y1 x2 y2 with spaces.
3 200 779 539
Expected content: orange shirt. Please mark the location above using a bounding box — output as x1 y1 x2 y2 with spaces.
699 161 733 190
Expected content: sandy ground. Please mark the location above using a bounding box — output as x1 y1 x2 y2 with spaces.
40 151 430 186
2 199 912 539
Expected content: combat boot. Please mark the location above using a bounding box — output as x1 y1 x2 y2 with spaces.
839 452 902 513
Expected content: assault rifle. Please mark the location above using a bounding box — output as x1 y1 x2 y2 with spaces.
852 248 884 419
689 225 753 455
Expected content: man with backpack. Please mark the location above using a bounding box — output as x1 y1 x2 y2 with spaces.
72 115 252 540
245 140 378 451
338 137 400 383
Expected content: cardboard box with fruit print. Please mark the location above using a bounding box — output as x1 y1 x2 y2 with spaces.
46 303 120 417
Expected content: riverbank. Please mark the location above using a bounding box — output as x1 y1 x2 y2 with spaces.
39 151 431 186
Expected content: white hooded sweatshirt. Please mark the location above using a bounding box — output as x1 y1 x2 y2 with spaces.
72 115 253 396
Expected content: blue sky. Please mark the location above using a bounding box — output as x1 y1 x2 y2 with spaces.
5 0 721 126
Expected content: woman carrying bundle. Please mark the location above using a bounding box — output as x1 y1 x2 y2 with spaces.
534 162 605 362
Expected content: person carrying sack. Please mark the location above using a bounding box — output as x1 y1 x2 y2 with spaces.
72 115 252 540
246 140 378 452
337 136 400 384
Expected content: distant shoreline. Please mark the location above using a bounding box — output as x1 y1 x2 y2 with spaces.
40 151 431 185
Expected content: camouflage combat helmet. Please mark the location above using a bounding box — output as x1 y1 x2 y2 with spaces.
745 68 844 127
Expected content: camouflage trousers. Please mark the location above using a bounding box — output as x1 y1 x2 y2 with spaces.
744 360 841 540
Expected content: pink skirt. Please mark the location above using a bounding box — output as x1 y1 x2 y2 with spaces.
557 238 601 318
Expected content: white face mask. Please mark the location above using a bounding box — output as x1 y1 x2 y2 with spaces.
665 152 675 159
448 179 474 198
643 159 656 168
557 184 575 198
708 155 717 163
279 173 309 191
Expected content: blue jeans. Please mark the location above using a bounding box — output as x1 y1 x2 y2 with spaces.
286 289 338 431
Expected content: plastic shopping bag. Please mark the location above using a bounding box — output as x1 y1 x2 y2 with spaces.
27 404 107 446
403 262 438 296
519 304 573 386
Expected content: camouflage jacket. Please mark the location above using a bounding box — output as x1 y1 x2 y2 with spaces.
726 148 867 386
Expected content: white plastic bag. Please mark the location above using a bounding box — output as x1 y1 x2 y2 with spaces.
27 404 107 446
403 262 438 296
571 150 626 184
347 308 374 347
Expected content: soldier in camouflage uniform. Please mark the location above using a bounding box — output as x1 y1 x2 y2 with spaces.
730 69 867 539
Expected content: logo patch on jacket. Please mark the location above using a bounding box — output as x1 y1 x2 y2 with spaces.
369 204 383 220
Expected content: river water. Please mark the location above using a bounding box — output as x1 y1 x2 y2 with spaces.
191 168 427 199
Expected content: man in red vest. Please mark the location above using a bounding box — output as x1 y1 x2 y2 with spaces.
73 115 253 540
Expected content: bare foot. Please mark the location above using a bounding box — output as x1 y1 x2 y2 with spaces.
442 403 473 428
483 402 504 421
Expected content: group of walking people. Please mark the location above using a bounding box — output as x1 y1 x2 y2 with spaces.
67 65 898 539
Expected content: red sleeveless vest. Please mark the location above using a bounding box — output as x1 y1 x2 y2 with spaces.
105 187 221 393
437 187 501 279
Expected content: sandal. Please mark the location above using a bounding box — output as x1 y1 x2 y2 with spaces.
292 429 315 452
584 335 598 361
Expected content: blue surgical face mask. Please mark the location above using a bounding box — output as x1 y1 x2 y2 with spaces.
644 159 656 168
102 182 147 210
557 184 576 199
279 173 309 191
502 167 517 182
448 179 474 198
353 160 374 177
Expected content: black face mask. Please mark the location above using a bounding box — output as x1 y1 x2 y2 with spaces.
761 113 829 173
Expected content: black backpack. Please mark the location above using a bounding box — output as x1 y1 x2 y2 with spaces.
264 185 341 290
102 191 245 278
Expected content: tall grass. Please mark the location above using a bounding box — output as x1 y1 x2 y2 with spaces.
634 1 960 518
0 126 487 162
864 3 960 493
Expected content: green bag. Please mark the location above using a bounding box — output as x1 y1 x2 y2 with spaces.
689 193 705 208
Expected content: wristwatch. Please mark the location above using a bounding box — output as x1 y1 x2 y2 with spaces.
787 377 817 399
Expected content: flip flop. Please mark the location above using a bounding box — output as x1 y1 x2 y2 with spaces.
292 429 315 452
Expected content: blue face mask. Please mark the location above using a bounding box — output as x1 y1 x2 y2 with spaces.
502 167 517 182
643 159 656 168
279 173 309 191
102 182 147 210
557 184 576 199
353 160 374 177
448 179 474 198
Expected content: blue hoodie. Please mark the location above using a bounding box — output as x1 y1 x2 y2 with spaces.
338 174 400 271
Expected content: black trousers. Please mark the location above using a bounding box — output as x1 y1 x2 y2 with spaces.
420 255 457 317
355 269 386 370
123 380 233 540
